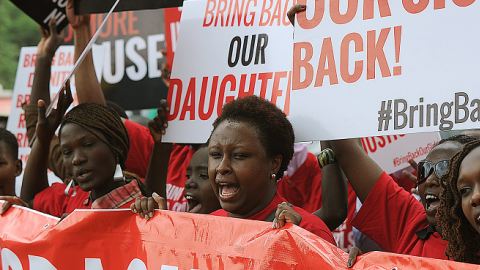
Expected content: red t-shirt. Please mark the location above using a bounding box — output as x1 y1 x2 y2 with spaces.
124 119 154 179
166 144 195 211
33 182 139 218
277 150 356 251
351 172 448 259
210 192 337 246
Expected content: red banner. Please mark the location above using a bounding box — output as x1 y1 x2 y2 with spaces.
0 202 478 270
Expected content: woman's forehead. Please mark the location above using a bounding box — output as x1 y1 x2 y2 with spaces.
426 141 463 161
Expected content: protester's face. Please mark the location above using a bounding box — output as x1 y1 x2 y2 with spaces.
208 120 281 218
60 123 116 192
184 147 220 214
457 146 480 234
0 141 21 196
418 141 462 226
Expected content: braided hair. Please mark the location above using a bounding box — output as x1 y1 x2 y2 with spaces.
59 103 129 169
438 138 480 264
211 95 294 180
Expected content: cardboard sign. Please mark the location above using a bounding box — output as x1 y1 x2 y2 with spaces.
289 1 480 141
6 45 104 196
362 132 441 174
74 0 184 15
63 10 170 110
10 0 69 33
163 0 296 143
1 203 478 270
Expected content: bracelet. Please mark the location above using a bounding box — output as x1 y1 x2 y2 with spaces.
317 148 338 169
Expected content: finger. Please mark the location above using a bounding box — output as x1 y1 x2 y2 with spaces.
12 196 28 207
130 202 138 213
159 99 169 128
152 192 167 209
37 100 47 124
39 25 48 38
153 115 164 134
49 18 57 35
408 159 418 171
276 210 287 228
348 247 363 268
402 169 417 184
0 202 12 215
140 198 149 220
287 4 306 26
134 198 145 218
147 197 155 218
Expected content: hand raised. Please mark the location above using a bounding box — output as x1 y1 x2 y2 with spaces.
148 99 170 144
37 19 65 57
66 0 90 29
36 81 73 143
131 193 167 220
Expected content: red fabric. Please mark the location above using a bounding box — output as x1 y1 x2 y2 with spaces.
91 180 141 209
124 119 154 179
351 172 448 259
33 183 138 218
166 144 195 211
390 171 417 193
277 152 322 213
210 192 337 245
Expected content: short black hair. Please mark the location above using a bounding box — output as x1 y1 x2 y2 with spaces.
211 96 294 179
0 128 19 159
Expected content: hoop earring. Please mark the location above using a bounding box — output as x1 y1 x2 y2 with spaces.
64 179 77 197
271 173 276 180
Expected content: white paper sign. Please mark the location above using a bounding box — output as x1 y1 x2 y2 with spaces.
163 0 296 143
361 132 441 174
6 45 104 195
289 1 480 141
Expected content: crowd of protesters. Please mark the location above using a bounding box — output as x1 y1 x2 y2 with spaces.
1 0 480 267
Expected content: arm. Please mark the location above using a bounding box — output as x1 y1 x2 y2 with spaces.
20 84 73 207
66 0 105 105
312 141 348 231
25 20 69 181
144 100 172 199
330 139 383 203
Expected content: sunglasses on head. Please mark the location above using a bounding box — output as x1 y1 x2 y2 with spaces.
417 159 449 185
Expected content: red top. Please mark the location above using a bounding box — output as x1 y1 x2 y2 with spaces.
124 120 154 179
210 191 337 246
33 182 141 218
351 172 448 259
166 144 195 211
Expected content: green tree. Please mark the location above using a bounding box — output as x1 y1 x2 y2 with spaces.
0 0 40 89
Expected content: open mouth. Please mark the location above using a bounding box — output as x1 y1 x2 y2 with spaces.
76 170 91 181
425 194 440 211
218 183 239 199
186 195 202 213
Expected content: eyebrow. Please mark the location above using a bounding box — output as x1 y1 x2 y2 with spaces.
60 134 94 148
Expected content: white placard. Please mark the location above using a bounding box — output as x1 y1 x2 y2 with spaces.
362 132 441 174
6 45 104 195
289 1 480 141
163 0 296 143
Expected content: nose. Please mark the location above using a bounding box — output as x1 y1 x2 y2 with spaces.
72 150 87 166
424 170 440 188
216 156 231 175
185 177 198 190
470 184 480 207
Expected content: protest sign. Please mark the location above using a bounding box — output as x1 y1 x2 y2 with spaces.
164 7 183 69
10 0 69 33
1 203 478 270
6 45 104 195
362 132 440 174
63 9 170 110
163 0 296 143
289 1 480 141
74 0 184 15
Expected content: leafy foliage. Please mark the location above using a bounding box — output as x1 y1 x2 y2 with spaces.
0 0 40 89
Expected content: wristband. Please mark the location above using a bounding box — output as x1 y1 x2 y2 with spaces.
317 148 338 168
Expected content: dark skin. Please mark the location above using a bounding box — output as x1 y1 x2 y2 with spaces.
20 82 73 207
